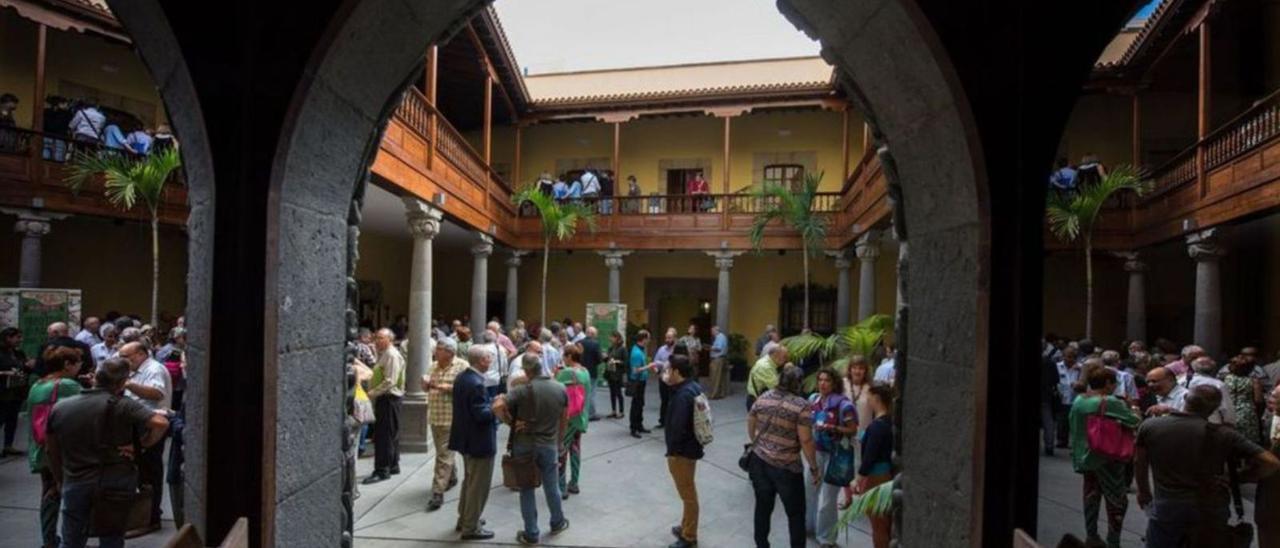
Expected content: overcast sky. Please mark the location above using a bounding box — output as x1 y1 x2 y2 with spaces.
493 0 822 74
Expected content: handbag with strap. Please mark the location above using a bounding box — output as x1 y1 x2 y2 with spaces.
87 396 151 537
739 405 773 472
1085 395 1134 461
30 379 63 446
501 383 542 490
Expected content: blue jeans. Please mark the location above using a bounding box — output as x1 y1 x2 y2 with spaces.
60 474 136 548
1144 497 1228 548
513 442 565 537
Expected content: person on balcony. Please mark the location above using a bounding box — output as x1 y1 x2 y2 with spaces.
625 175 642 213
103 115 130 152
566 173 583 200
599 170 615 215
127 126 153 155
687 172 711 212
552 176 569 200
151 124 177 154
42 96 73 161
1076 153 1107 188
67 102 105 144
536 172 555 197
580 168 600 210
1048 157 1077 193
0 93 19 154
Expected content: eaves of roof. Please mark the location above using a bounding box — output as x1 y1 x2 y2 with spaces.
1093 0 1200 75
528 80 834 110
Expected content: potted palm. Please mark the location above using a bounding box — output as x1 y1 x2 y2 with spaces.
66 148 183 326
1045 165 1149 339
512 188 597 328
783 314 893 391
749 172 828 330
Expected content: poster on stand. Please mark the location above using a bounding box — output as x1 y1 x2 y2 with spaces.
585 302 627 345
0 288 82 359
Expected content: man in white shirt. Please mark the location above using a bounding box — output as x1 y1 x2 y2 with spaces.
874 356 896 386
1144 366 1187 416
538 329 561 378
90 323 118 368
117 341 173 533
74 316 101 347
1187 356 1236 425
68 103 106 142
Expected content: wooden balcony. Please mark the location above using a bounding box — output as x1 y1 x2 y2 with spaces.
0 128 189 224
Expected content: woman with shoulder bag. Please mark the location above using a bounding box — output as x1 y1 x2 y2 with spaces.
25 346 82 548
805 367 857 548
1068 362 1139 548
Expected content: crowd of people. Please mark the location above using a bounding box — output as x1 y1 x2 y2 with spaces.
349 317 899 548
521 169 716 216
1041 335 1280 548
0 312 185 548
0 92 177 160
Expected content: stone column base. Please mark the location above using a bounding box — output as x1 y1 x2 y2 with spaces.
399 396 430 452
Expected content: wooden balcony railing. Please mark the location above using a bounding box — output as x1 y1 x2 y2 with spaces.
514 191 843 218
1148 88 1280 198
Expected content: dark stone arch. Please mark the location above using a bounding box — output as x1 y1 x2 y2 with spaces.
104 0 1138 545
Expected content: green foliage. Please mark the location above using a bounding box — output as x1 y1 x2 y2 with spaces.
747 172 828 256
836 479 895 527
1045 165 1149 244
727 333 749 367
513 187 597 241
785 314 892 392
66 147 183 214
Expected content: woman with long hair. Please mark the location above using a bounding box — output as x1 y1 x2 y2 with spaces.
556 343 591 497
855 383 896 548
604 332 627 419
0 327 30 456
841 356 874 507
806 367 857 548
25 346 82 548
747 365 818 548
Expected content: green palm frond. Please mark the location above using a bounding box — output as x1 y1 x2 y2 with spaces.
838 314 893 358
513 186 598 243
782 332 839 362
748 172 828 255
1046 164 1150 243
66 148 183 214
837 479 896 526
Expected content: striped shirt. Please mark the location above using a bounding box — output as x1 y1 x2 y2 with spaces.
749 389 814 473
427 357 469 427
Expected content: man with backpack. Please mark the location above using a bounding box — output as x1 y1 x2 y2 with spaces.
664 354 707 548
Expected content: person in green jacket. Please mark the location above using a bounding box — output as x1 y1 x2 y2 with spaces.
1068 362 1139 548
25 346 83 548
747 344 788 411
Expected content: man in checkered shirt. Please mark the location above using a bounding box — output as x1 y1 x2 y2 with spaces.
422 337 470 511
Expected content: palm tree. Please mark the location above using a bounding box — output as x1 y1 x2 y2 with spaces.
749 172 828 330
66 147 183 326
1046 164 1150 338
512 188 597 328
783 313 893 391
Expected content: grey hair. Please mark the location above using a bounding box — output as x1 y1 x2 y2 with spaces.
776 364 804 396
1182 345 1204 359
521 352 542 375
1101 350 1120 366
482 330 497 343
1191 356 1217 374
467 344 493 364
539 328 553 343
120 327 143 344
169 326 187 342
99 323 118 338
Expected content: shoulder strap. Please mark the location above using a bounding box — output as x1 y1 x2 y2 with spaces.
1095 395 1107 416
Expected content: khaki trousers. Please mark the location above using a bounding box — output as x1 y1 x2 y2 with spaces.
429 424 457 494
708 357 728 398
456 455 494 534
667 456 699 542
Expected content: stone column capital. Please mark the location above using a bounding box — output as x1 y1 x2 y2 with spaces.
599 250 632 270
1186 229 1225 262
1114 251 1147 272
471 233 494 257
826 250 852 270
854 229 882 261
506 250 530 268
403 198 442 240
14 217 51 238
706 250 743 271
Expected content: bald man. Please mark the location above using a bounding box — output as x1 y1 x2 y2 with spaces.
363 328 406 484
117 340 173 533
35 321 93 381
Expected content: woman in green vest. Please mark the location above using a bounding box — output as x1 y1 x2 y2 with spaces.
25 346 83 548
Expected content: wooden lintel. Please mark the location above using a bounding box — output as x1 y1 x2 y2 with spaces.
1183 0 1220 37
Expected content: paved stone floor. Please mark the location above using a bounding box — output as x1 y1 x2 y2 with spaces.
0 379 1259 547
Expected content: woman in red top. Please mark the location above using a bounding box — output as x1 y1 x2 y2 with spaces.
686 173 710 212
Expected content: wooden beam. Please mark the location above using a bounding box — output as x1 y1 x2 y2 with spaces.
1131 93 1141 168
1197 21 1210 198
513 124 523 185
30 24 47 173
427 46 437 169
612 122 621 181
862 122 871 154
841 109 850 182
722 115 732 194
483 74 493 164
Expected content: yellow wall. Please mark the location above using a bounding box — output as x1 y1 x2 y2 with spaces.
0 214 187 324
482 108 864 194
512 246 898 359
0 11 164 128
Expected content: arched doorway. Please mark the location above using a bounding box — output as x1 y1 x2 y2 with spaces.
102 0 1139 545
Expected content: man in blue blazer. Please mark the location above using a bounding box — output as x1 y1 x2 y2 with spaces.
449 345 503 540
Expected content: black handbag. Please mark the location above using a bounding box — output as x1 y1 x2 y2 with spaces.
738 411 771 472
501 385 542 490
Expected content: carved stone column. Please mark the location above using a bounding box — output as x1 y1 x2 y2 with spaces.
599 250 632 304
505 251 528 330
1187 229 1225 357
854 229 883 320
14 216 51 288
401 198 441 452
1118 252 1147 343
827 250 853 327
470 234 493 336
707 251 743 333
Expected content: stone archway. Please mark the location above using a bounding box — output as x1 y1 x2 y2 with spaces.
102 0 1137 546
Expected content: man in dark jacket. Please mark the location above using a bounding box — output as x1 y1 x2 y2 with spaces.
448 345 501 540
664 354 702 548
579 326 603 421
